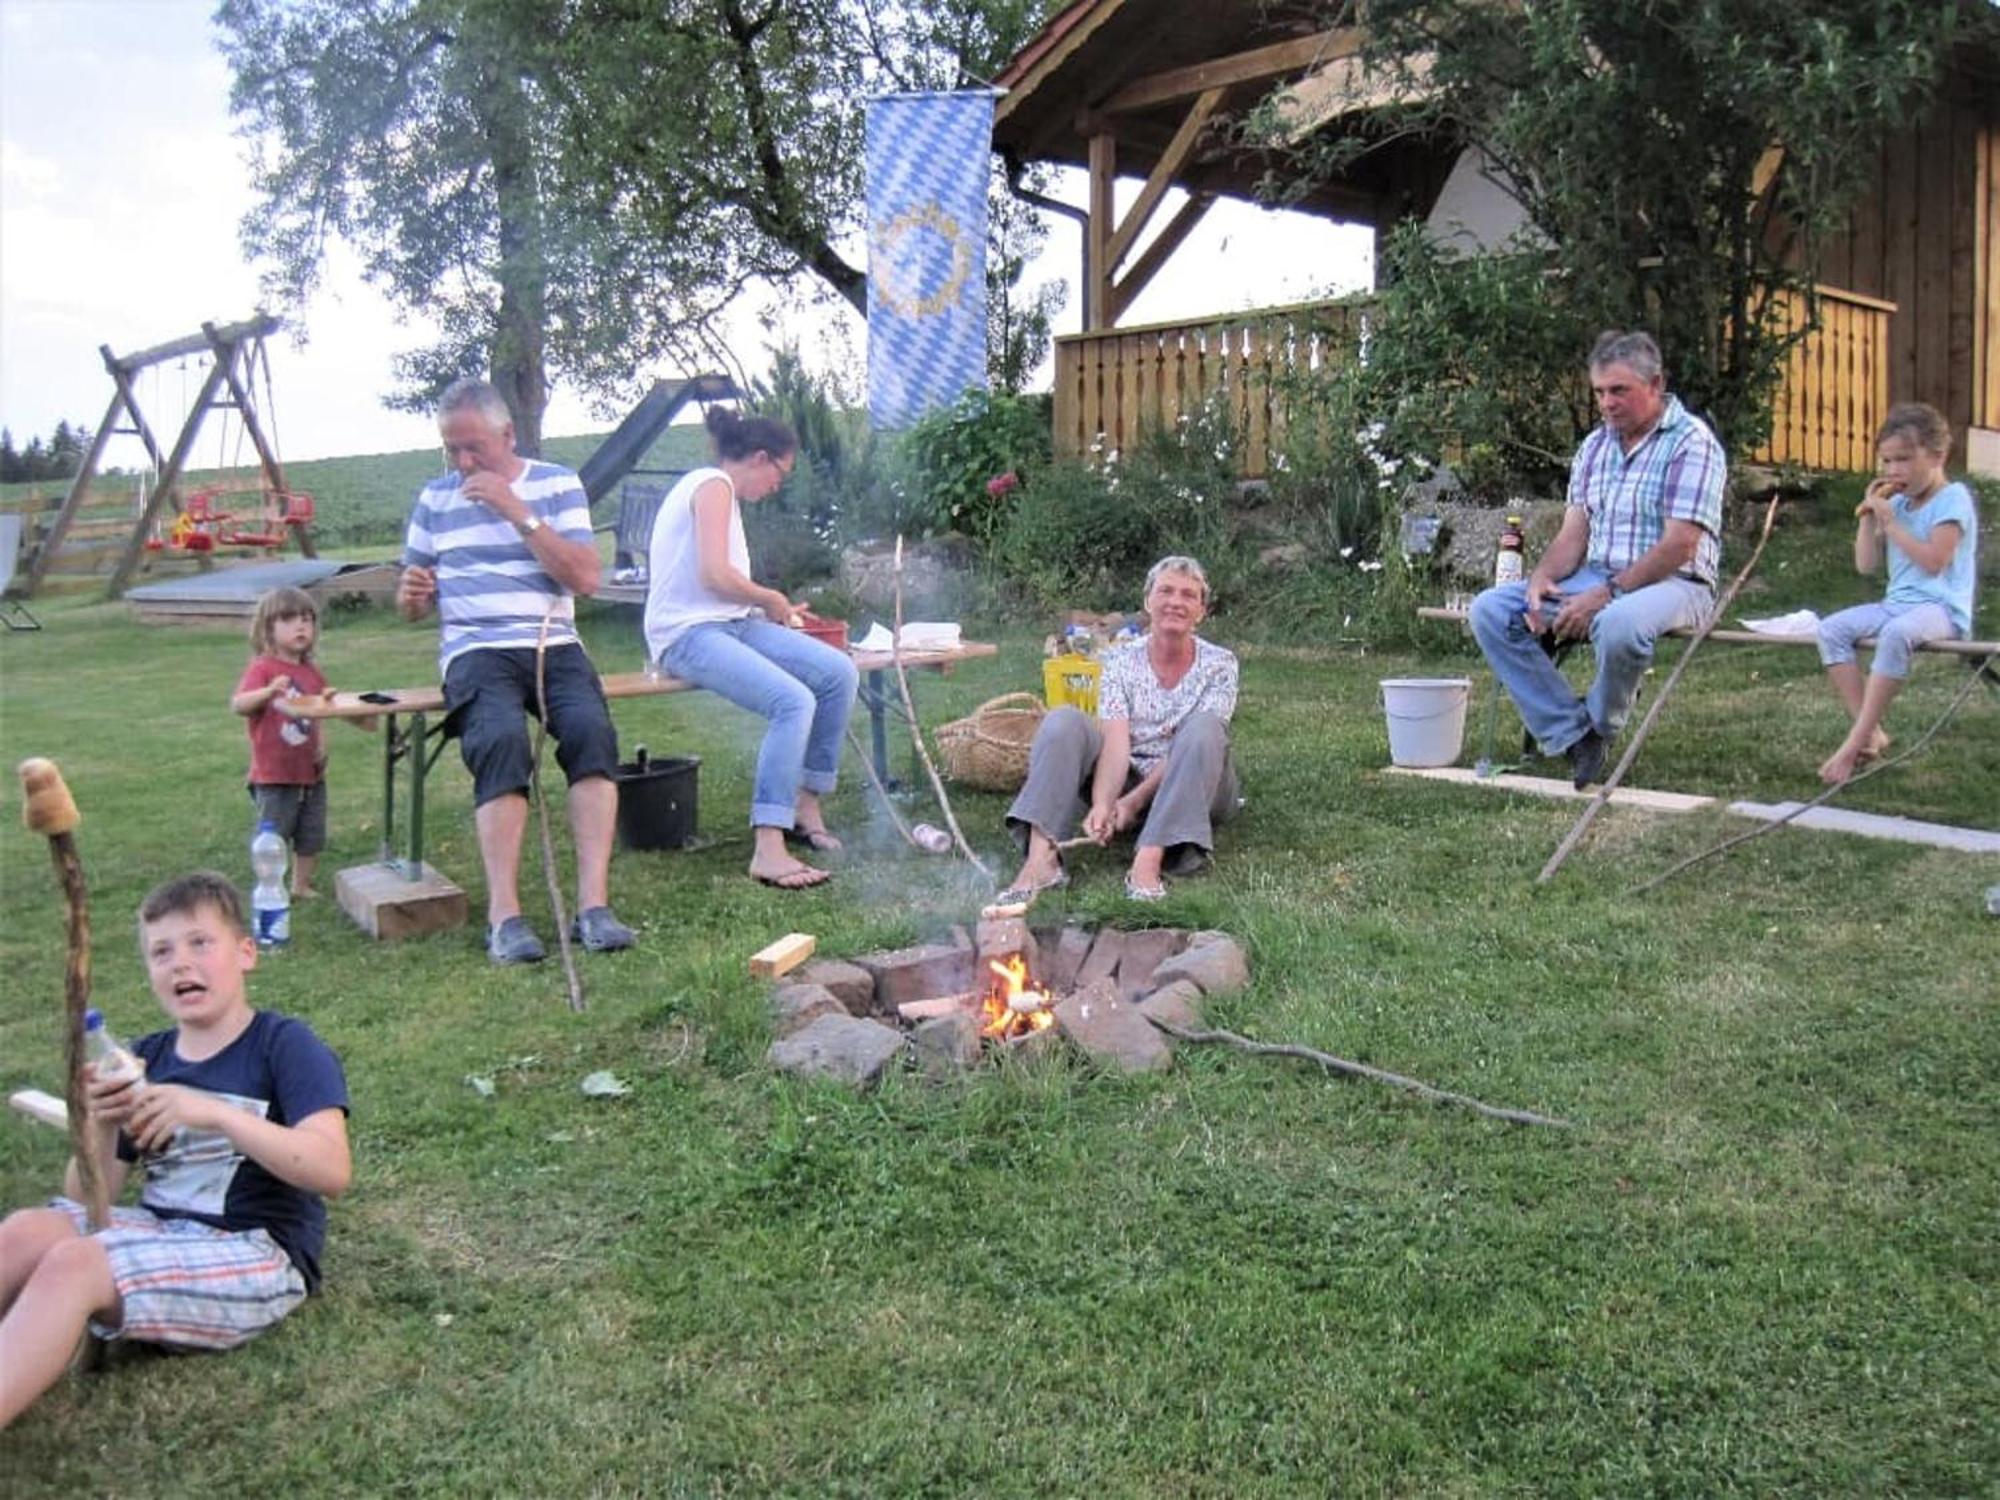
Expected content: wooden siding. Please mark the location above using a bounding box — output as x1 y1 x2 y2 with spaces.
1815 70 2000 459
1753 286 1897 472
1052 298 1370 477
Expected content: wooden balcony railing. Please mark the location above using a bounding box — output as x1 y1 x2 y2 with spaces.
1054 285 1894 477
1753 285 1896 472
1052 297 1372 479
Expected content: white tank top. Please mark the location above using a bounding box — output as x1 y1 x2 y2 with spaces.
643 466 758 660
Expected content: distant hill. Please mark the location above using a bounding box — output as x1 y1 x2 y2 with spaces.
0 423 716 549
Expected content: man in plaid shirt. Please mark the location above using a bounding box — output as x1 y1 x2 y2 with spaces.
1470 331 1726 787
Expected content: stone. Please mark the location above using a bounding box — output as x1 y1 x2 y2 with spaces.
975 916 1039 982
1152 935 1250 998
1138 979 1205 1033
792 960 873 1015
1053 977 1172 1074
1116 927 1190 1001
851 943 974 1015
1044 926 1095 993
1074 927 1126 989
1258 541 1309 571
770 982 845 1037
839 536 977 613
912 1011 983 1080
766 1014 906 1088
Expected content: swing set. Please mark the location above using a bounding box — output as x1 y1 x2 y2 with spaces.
20 313 318 599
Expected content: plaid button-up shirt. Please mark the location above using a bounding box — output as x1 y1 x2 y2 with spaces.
1569 396 1725 586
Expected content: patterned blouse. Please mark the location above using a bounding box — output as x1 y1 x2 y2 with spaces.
1098 634 1239 773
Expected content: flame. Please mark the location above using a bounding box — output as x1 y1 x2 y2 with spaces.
979 952 1056 1041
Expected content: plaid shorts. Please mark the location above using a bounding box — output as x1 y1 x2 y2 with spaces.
52 1198 308 1350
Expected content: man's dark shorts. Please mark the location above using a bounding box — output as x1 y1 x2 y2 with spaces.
442 644 620 807
249 781 327 857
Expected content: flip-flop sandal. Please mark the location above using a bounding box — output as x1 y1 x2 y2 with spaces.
985 867 1069 916
754 866 832 890
784 827 843 852
1123 874 1168 903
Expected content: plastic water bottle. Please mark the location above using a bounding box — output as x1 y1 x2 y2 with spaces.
250 821 291 948
83 1008 146 1089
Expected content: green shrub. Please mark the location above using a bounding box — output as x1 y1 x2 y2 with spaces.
901 389 1052 546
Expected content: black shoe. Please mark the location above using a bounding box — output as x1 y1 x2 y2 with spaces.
1566 728 1608 790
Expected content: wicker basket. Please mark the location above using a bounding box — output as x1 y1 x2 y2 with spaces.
933 692 1045 792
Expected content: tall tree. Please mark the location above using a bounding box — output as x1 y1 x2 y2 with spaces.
217 0 1058 448
1273 0 1969 454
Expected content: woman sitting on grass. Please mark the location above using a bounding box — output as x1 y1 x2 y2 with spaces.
1815 402 1980 784
999 555 1239 906
642 408 857 890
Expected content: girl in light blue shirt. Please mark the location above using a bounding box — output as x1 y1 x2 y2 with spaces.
1816 403 1979 783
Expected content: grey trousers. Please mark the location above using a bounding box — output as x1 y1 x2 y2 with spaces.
1007 707 1239 874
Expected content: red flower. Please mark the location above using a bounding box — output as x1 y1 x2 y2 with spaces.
985 471 1020 498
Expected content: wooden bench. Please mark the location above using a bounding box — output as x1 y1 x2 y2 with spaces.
1416 604 2000 666
290 642 999 890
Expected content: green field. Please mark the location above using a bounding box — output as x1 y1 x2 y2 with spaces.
0 497 1995 1495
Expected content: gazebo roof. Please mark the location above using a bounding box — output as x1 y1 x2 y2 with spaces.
992 0 1457 225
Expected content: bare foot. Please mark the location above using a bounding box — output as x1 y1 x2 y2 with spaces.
788 824 842 852
1819 744 1862 785
1855 728 1892 764
749 855 830 889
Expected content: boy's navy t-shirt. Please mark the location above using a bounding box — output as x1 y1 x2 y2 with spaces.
117 1010 349 1291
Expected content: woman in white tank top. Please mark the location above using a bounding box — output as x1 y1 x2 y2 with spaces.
643 409 858 889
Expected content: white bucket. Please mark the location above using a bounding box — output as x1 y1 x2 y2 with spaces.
1380 678 1471 768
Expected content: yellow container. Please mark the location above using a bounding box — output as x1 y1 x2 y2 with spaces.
1042 654 1101 715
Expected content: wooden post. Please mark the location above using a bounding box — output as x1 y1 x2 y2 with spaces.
20 386 129 596
1086 131 1116 332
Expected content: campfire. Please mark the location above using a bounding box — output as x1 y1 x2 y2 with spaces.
979 952 1056 1042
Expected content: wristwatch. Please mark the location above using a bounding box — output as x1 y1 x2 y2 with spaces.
1605 575 1624 599
515 515 545 538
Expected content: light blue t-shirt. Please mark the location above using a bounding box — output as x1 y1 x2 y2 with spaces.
1884 481 1978 637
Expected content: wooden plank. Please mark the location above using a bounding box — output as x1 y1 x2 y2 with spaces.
1244 322 1269 478
1053 339 1081 457
1381 766 1717 814
1886 125 1921 402
749 933 816 980
1102 27 1362 114
1977 125 1996 428
1947 99 1979 454
1914 110 1951 409
896 994 976 1021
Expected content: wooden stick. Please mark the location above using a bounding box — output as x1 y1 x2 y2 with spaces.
845 725 920 849
532 606 585 1012
887 535 994 883
18 758 111 1227
1144 1016 1571 1129
1538 494 1782 884
1629 648 1997 896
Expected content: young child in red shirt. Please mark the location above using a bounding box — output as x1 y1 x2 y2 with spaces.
230 587 354 896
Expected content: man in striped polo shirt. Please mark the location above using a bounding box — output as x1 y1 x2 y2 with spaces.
1470 331 1726 788
398 379 635 963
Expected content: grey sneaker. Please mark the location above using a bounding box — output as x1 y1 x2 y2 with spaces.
489 916 547 965
570 905 636 953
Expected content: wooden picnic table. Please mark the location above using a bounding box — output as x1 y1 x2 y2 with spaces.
293 641 998 880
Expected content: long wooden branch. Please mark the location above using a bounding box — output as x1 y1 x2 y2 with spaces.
1538 494 1781 884
1145 1016 1571 1129
532 606 584 1012
18 759 111 1227
888 535 994 883
1630 648 1997 897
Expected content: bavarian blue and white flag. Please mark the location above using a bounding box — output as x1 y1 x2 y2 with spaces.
865 91 996 429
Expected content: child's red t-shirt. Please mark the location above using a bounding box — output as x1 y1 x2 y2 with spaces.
237 656 327 786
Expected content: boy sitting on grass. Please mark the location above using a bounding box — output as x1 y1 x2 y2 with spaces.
0 872 350 1429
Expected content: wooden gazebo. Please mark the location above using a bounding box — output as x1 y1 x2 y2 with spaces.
994 0 2000 477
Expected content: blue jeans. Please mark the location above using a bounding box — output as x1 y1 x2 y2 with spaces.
661 619 859 829
1470 568 1714 755
1816 600 1958 679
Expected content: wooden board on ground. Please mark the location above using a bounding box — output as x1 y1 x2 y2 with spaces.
750 932 816 978
336 861 469 940
8 1088 67 1129
1383 765 1718 813
1726 801 2000 854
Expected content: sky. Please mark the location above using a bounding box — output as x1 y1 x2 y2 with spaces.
0 0 1372 467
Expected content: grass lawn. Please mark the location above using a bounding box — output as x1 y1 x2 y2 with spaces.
1 506 1995 1495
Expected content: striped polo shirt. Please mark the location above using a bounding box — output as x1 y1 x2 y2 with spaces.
1569 396 1725 587
402 460 595 671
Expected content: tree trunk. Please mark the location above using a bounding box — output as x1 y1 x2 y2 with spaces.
471 30 549 455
